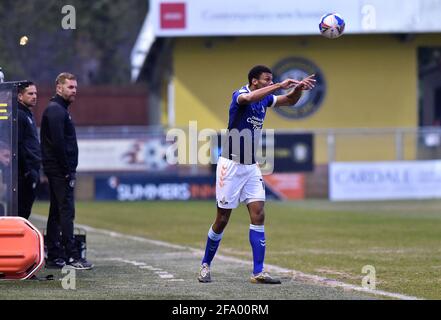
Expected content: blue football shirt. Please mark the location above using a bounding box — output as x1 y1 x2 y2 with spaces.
221 85 277 164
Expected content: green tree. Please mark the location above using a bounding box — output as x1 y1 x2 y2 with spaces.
0 0 148 84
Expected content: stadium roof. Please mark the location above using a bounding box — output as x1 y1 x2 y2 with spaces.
131 0 441 81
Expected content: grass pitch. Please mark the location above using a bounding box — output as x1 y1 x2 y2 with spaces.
23 199 441 299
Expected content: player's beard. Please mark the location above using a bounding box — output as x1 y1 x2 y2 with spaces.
66 94 76 102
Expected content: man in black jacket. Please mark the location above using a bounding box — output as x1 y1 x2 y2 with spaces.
17 82 41 219
41 72 93 270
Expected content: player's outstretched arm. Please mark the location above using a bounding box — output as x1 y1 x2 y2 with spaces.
238 79 298 105
274 74 316 107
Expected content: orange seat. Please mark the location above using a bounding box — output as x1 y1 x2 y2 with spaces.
0 217 45 280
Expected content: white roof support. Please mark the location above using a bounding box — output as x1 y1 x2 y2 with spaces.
130 12 156 82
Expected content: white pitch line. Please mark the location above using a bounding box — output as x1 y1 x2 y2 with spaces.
122 260 144 266
100 257 181 280
32 214 422 300
139 266 162 271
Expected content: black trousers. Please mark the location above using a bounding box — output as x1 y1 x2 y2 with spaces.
46 174 78 261
18 176 38 220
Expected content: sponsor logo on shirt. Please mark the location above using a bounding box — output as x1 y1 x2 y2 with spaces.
247 116 264 129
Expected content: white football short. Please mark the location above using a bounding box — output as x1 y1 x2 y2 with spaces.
216 156 266 209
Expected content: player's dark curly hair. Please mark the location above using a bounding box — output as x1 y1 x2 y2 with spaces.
248 65 272 85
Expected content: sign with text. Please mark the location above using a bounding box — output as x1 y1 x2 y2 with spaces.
330 160 441 201
95 175 216 201
272 133 314 173
95 173 302 201
151 0 441 37
78 138 176 172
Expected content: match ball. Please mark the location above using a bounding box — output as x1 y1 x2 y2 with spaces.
319 13 345 39
19 36 29 46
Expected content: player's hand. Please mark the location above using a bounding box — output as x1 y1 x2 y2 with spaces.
296 74 316 90
278 78 299 90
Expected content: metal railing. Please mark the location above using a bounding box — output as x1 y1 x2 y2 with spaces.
73 125 441 164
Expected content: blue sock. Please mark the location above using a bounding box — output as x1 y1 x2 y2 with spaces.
201 226 223 266
249 224 265 275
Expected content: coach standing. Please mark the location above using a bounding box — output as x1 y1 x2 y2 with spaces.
17 82 41 219
40 73 93 270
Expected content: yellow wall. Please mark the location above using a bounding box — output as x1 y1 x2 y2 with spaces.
169 34 441 163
